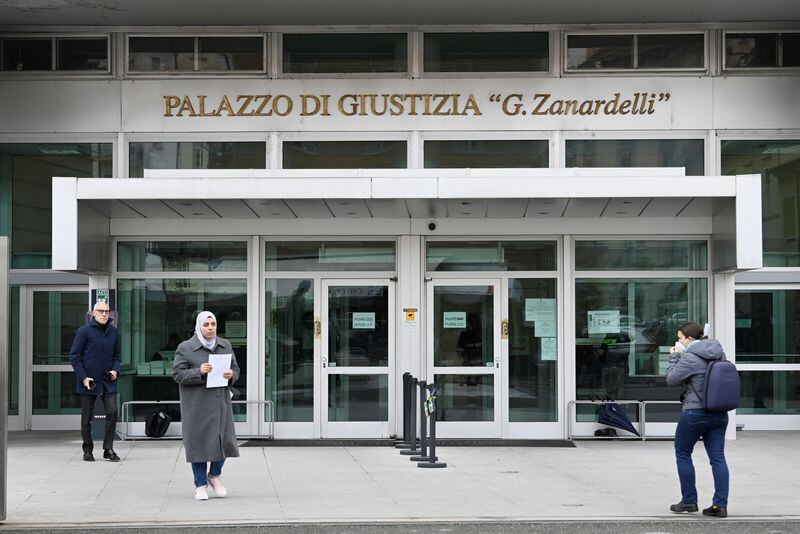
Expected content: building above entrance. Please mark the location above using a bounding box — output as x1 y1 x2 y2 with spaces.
51 167 761 273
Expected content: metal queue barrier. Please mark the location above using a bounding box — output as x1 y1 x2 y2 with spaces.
397 373 446 468
120 399 274 440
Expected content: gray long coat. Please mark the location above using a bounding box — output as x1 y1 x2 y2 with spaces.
172 336 240 463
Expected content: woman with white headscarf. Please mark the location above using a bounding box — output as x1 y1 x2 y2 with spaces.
173 311 240 501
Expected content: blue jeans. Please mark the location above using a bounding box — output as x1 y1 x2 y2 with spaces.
674 409 729 507
191 459 225 488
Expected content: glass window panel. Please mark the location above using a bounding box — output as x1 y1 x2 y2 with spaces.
424 140 548 168
8 286 20 416
434 374 494 421
117 278 248 422
282 141 406 169
575 278 708 422
266 241 396 271
566 139 705 176
57 38 108 71
721 140 800 267
32 291 87 365
283 33 407 74
128 141 265 178
575 240 708 271
725 33 778 68
739 371 800 414
508 279 557 422
128 36 195 72
117 241 247 272
427 241 556 272
1 38 52 71
328 374 388 421
433 285 493 367
735 290 800 364
32 371 82 414
567 35 633 70
0 143 113 269
328 285 389 367
198 37 264 71
424 32 548 72
266 279 314 422
782 33 800 67
638 34 704 69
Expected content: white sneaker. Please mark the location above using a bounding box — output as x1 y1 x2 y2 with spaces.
208 476 228 498
194 485 209 501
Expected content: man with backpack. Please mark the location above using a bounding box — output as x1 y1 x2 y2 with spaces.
665 322 739 518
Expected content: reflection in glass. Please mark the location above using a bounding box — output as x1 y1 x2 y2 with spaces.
128 37 194 71
566 139 705 176
434 286 493 367
575 240 708 271
117 241 247 272
283 33 407 73
266 279 314 422
282 141 406 169
424 140 548 168
725 33 778 68
328 375 388 421
57 38 108 71
32 372 81 415
266 241 396 272
735 290 800 364
0 143 113 269
638 34 704 69
1 38 52 70
117 278 248 421
508 279 557 422
575 278 708 422
198 37 264 71
739 371 800 414
567 35 633 70
328 286 389 367
128 141 266 178
435 374 494 421
721 140 800 267
424 32 548 72
427 241 557 272
8 287 20 415
32 291 87 365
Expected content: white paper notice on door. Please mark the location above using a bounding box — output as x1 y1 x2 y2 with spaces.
540 337 557 361
352 312 376 329
525 298 557 337
588 310 621 334
443 311 466 329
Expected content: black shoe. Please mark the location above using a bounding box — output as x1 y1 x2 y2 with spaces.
83 451 95 462
703 505 728 517
103 449 120 462
670 501 699 513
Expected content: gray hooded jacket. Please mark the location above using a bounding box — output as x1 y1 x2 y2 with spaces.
665 339 726 410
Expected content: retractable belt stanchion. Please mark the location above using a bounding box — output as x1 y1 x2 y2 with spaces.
395 372 411 447
399 377 419 456
410 380 429 462
418 383 446 468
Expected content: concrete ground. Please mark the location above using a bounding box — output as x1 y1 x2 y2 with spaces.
2 431 799 529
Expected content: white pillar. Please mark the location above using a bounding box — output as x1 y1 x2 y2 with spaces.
714 271 737 440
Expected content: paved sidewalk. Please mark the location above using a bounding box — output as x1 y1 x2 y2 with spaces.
2 431 799 527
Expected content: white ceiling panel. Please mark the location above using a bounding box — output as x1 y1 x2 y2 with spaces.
205 200 258 218
446 199 488 218
602 198 649 218
679 198 715 217
487 199 527 218
285 200 333 218
525 198 568 218
562 199 609 218
327 199 371 218
122 200 181 218
367 200 410 218
243 199 296 218
640 198 693 217
162 200 220 219
406 199 448 219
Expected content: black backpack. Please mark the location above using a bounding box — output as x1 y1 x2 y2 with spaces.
144 409 172 438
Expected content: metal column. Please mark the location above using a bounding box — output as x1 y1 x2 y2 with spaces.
0 237 8 521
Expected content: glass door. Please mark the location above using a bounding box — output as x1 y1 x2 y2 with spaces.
27 287 88 429
427 279 502 438
321 280 394 438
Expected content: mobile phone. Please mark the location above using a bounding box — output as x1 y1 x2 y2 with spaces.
86 378 95 389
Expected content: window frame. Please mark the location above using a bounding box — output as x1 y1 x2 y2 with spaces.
563 30 708 75
0 33 111 75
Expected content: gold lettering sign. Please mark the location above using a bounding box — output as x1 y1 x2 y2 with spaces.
162 91 670 118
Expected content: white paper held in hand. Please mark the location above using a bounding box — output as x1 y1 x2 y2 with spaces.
206 353 232 388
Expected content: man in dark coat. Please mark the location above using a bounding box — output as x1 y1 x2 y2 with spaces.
69 301 122 462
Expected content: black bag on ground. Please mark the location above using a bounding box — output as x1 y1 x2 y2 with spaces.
144 409 172 438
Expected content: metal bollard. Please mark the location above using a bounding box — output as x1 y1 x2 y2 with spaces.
418 383 446 468
395 372 411 446
399 378 419 455
410 380 431 462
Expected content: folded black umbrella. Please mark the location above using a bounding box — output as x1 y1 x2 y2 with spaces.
597 400 640 437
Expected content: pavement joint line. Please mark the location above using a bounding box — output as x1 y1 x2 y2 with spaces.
262 446 284 518
343 447 404 511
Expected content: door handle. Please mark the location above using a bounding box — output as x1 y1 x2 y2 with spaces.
322 357 327 369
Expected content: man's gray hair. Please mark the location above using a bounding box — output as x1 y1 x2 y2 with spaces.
93 301 110 310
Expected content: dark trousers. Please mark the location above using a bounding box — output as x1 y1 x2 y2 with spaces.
80 392 118 453
674 409 730 507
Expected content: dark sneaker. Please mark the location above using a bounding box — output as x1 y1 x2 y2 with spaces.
703 505 728 517
670 501 699 513
83 451 95 462
103 449 120 462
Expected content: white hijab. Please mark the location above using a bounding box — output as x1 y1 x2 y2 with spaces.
195 311 217 350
